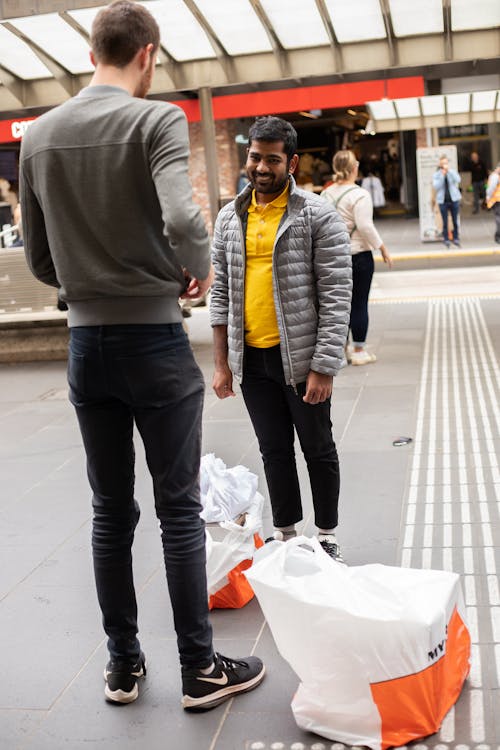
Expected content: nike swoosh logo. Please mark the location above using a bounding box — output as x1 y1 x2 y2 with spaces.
197 673 229 685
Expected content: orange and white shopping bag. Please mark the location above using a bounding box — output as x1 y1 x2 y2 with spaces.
245 537 470 750
205 492 264 610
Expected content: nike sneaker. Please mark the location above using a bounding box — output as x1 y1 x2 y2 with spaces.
104 651 146 704
181 652 265 711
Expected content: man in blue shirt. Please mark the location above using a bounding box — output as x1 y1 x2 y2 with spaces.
432 156 461 248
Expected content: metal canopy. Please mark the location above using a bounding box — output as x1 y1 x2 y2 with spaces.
0 0 499 113
367 90 500 132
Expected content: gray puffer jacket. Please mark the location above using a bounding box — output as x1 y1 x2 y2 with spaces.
210 176 352 387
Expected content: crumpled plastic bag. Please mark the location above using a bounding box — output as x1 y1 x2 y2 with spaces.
200 453 258 522
205 490 264 609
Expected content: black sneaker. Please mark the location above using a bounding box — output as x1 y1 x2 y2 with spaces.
318 534 345 564
104 651 146 704
181 652 265 711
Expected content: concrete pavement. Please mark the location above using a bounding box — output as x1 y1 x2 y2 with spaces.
1 262 499 749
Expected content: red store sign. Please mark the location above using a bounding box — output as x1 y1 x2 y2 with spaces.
0 117 37 143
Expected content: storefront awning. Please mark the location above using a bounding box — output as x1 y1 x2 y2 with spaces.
367 90 500 132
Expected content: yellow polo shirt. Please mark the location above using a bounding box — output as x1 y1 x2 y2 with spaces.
244 184 289 347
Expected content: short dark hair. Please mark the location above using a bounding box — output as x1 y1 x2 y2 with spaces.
248 116 298 161
91 0 160 68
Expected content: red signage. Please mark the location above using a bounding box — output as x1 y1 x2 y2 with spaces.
174 76 425 123
0 75 425 137
0 117 37 143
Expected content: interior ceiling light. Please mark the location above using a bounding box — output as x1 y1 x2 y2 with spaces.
347 109 357 116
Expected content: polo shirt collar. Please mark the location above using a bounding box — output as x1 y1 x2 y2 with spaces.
248 182 290 212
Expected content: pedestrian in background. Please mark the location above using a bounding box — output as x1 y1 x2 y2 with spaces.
486 162 500 245
20 0 264 712
322 149 392 366
211 116 351 562
470 151 488 214
432 155 461 248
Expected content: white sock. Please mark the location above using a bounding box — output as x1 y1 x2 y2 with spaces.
276 525 296 541
318 528 336 538
199 662 215 675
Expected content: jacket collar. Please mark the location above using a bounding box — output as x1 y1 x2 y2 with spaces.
235 174 302 217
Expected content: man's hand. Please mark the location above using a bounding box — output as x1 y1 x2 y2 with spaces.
303 370 333 404
180 264 215 300
213 364 236 399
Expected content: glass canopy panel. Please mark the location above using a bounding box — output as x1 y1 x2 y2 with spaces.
445 92 470 113
0 23 51 79
324 0 386 42
393 97 420 117
451 0 500 30
388 0 443 36
70 2 216 62
471 90 498 111
367 100 396 119
192 0 272 55
66 6 101 35
141 1 216 60
259 0 330 49
9 14 92 75
420 95 445 116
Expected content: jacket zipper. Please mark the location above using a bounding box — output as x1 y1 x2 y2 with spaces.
236 212 246 382
272 217 297 394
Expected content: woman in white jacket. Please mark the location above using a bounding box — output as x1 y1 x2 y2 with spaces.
322 150 392 365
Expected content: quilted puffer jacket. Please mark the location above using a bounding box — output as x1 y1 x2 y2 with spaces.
210 176 352 387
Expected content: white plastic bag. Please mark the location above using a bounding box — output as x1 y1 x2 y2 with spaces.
245 536 470 750
200 453 258 522
205 491 264 609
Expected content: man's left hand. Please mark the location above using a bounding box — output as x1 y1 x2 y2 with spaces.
180 265 214 300
303 370 333 404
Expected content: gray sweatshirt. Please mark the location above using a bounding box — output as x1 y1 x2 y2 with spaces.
20 85 210 326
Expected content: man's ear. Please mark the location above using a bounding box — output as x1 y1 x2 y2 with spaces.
138 43 155 71
89 50 96 68
288 154 299 175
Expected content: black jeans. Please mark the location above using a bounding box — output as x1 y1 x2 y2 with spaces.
494 203 500 243
472 181 485 211
439 200 460 242
350 250 374 345
240 344 340 530
68 324 213 668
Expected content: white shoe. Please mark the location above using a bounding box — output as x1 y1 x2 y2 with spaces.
345 343 354 363
350 349 377 366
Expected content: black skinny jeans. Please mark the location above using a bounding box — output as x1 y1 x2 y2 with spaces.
68 324 213 668
350 250 375 345
240 344 340 530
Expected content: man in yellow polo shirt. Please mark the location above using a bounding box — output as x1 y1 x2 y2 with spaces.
210 116 352 562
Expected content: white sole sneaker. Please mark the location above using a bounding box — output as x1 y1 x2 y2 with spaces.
351 350 377 366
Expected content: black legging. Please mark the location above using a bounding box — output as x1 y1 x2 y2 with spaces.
350 250 374 344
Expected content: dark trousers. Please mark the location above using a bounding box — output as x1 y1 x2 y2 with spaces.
494 203 500 243
472 181 485 211
439 200 460 242
240 344 340 530
68 324 213 668
350 250 374 344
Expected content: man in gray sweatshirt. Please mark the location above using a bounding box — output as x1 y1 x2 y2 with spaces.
20 0 264 711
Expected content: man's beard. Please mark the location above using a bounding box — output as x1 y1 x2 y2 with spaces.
136 61 154 98
249 172 289 194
